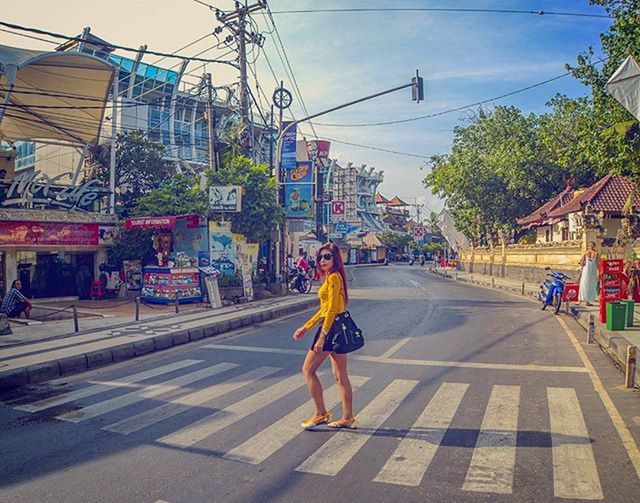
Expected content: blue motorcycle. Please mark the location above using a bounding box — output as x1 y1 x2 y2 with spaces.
537 267 571 314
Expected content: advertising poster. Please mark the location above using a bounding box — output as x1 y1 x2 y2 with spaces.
241 260 254 301
209 185 242 212
204 276 222 309
123 260 142 290
285 161 313 184
306 140 331 171
281 121 297 173
173 218 207 259
285 184 313 218
208 221 236 276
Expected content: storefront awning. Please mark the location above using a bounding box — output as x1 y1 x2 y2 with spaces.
0 43 115 145
124 214 200 230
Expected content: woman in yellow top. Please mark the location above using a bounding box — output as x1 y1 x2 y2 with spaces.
293 242 356 429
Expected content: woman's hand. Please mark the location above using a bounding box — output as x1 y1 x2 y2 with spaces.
293 326 306 341
312 336 325 353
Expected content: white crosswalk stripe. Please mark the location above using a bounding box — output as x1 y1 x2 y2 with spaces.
295 379 419 477
223 376 370 465
374 382 469 486
462 385 520 494
13 364 609 499
547 387 603 500
57 363 239 423
103 366 281 435
14 360 202 413
157 373 306 448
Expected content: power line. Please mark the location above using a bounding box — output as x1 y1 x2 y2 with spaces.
269 7 609 19
311 63 607 128
0 20 240 68
0 27 59 45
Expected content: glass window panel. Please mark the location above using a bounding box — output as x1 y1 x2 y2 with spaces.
120 57 134 72
167 71 178 84
137 63 148 77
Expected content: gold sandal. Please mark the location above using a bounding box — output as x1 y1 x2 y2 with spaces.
327 417 357 429
300 412 331 429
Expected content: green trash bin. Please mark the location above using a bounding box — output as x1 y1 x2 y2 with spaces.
606 302 626 331
620 300 635 327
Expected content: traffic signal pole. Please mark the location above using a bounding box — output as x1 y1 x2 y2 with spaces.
274 71 424 281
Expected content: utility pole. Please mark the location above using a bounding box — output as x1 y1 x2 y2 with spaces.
205 73 218 172
215 1 266 157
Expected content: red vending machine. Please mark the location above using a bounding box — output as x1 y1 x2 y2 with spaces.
600 259 623 323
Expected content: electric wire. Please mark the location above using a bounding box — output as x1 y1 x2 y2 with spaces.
268 7 609 19
0 21 240 68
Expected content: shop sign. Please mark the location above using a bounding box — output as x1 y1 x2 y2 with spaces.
0 170 106 211
0 221 108 246
285 162 313 184
209 186 242 212
125 216 177 230
281 121 297 173
285 184 313 218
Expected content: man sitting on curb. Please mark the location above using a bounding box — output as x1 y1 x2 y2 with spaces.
1 280 33 320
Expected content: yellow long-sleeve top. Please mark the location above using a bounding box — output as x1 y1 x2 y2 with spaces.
303 272 346 333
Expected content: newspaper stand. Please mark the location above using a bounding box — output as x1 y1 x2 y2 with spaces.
600 259 624 323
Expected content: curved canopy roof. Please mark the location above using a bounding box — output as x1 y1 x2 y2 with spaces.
0 43 115 145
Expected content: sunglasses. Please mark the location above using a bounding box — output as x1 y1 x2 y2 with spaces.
319 253 333 261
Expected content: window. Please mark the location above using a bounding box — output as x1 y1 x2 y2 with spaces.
562 227 569 241
545 229 551 242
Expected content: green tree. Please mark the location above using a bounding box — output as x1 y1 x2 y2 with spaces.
134 173 208 217
426 211 441 234
90 130 173 216
207 155 285 243
380 231 413 254
106 227 156 269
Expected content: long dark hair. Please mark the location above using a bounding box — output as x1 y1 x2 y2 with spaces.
10 280 20 290
316 242 348 304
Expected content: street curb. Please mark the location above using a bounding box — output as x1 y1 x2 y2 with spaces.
351 263 388 268
571 307 640 385
0 297 316 391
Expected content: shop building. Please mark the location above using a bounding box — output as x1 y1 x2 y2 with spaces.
0 208 116 299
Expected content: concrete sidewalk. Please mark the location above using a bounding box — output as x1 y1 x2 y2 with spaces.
429 266 640 387
0 295 316 391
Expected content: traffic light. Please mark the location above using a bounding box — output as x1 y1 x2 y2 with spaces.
412 70 424 103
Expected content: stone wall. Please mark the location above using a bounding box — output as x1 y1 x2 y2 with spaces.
459 241 583 284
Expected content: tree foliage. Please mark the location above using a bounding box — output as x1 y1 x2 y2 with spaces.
90 130 173 216
206 155 285 243
134 173 208 217
379 231 413 253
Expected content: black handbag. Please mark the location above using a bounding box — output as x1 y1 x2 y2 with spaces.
329 311 365 354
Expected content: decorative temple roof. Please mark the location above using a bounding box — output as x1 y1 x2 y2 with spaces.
547 174 640 218
516 182 574 229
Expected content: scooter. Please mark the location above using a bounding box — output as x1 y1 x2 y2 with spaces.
537 267 571 314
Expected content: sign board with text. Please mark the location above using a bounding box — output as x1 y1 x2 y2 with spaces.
331 200 346 222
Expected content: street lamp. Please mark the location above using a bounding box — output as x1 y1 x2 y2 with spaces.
274 70 424 280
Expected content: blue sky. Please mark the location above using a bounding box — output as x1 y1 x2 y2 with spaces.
253 0 611 214
0 0 612 216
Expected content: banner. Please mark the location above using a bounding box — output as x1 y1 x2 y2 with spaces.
0 221 104 247
281 121 297 173
285 161 313 184
285 184 313 218
208 221 236 276
306 140 331 171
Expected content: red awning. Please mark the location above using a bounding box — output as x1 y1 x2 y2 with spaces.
124 214 200 230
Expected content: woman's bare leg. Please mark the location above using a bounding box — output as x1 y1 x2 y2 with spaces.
302 350 329 415
329 353 353 420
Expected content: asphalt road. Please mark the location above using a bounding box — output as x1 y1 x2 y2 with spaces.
1 264 640 503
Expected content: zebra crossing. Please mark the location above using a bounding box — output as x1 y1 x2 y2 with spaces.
11 358 605 499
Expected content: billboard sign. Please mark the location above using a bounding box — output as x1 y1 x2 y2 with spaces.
331 200 346 222
285 184 313 218
285 162 313 184
209 186 242 212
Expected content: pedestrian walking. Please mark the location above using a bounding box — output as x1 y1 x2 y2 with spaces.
1 280 33 319
293 242 362 429
578 241 599 306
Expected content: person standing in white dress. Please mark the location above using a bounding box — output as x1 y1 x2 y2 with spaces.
578 241 599 306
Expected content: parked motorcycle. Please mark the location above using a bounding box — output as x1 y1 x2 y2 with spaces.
287 267 312 294
537 267 571 314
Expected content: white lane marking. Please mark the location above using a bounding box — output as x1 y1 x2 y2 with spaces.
103 366 281 435
408 279 426 291
547 387 603 500
556 316 640 482
57 363 239 423
295 379 418 477
379 338 412 359
15 360 202 413
374 382 468 486
204 344 588 373
158 373 305 448
462 385 520 494
223 376 370 465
